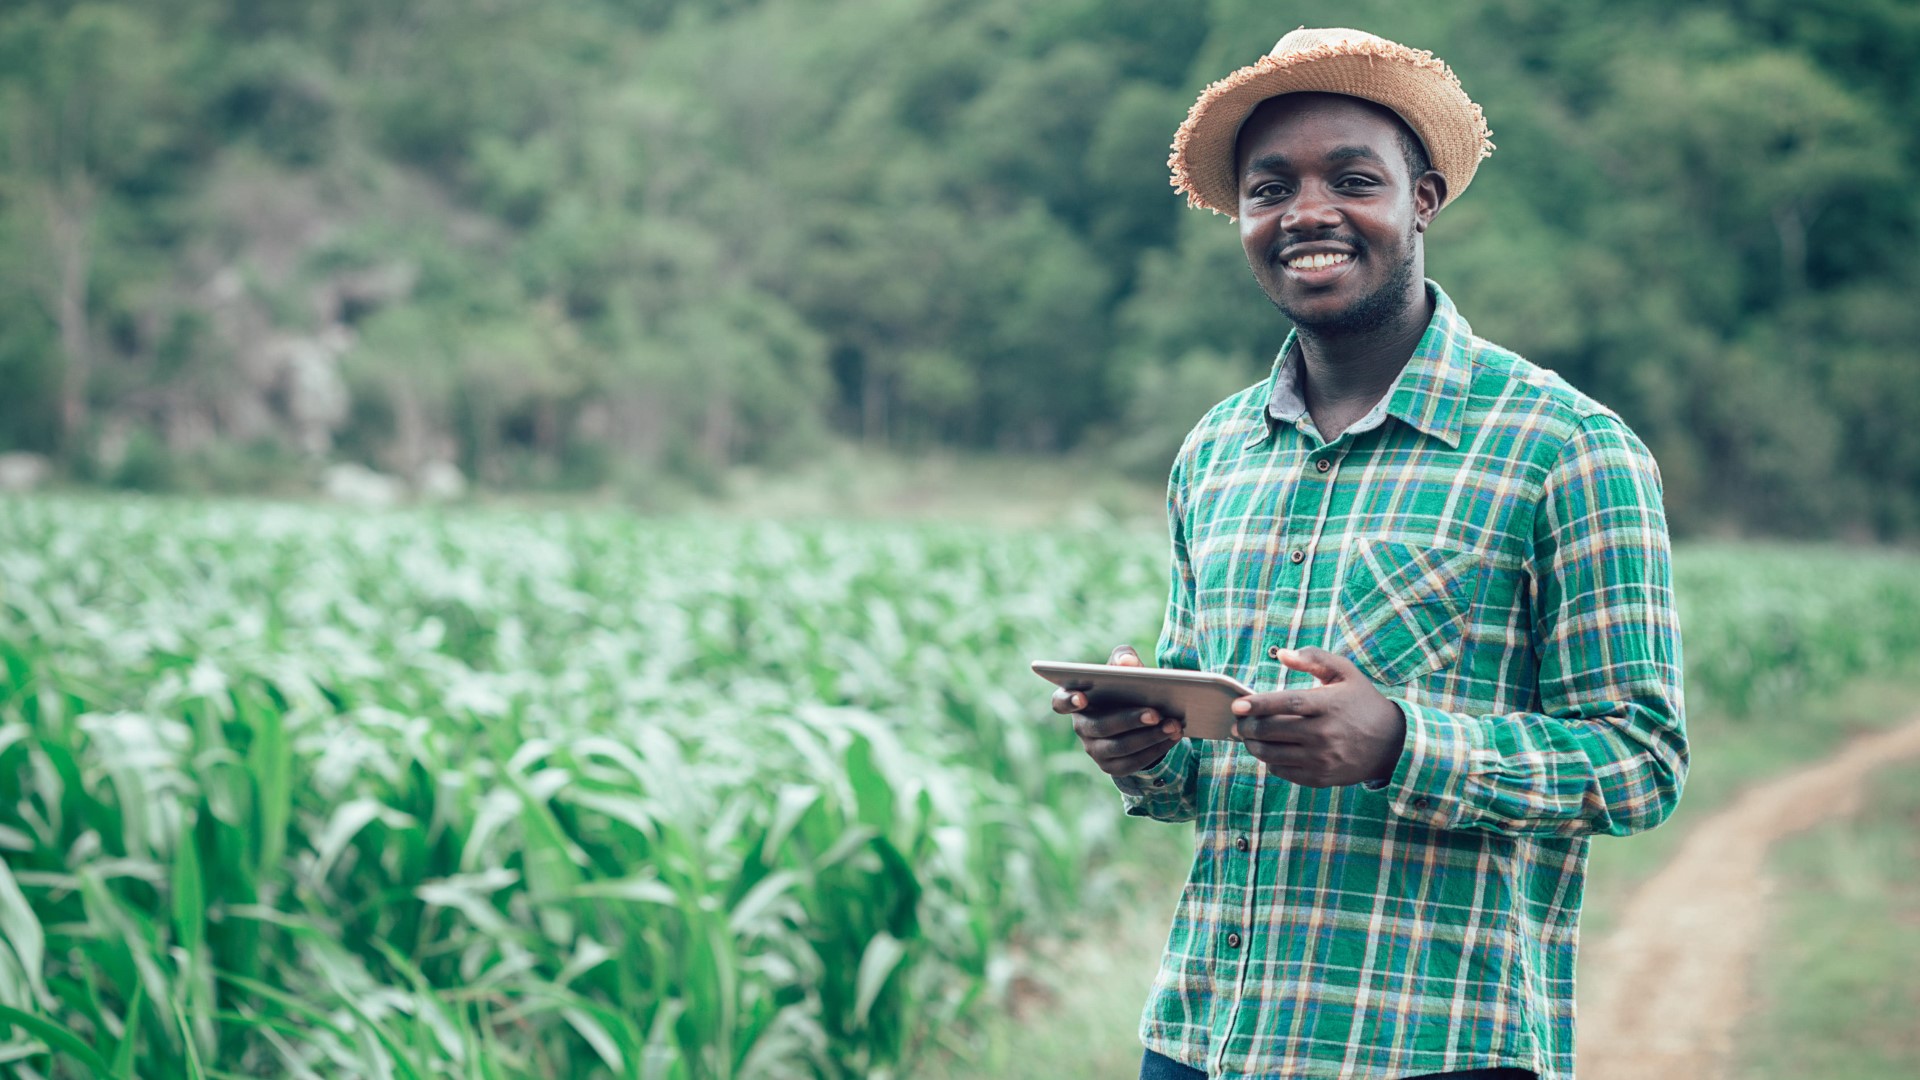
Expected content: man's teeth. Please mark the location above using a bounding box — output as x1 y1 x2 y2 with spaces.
1287 252 1351 271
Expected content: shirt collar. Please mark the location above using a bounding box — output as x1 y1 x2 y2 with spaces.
1246 279 1473 451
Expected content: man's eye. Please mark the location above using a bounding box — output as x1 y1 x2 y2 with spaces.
1252 183 1291 200
1339 175 1380 189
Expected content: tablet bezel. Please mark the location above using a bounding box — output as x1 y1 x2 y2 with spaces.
1030 660 1254 741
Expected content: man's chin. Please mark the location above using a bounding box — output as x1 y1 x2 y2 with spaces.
1273 268 1417 336
1276 296 1374 336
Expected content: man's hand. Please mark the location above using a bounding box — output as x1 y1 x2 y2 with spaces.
1231 647 1406 787
1053 644 1185 777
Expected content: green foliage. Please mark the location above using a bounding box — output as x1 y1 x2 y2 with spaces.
1674 544 1920 715
0 0 1916 534
0 496 1165 1076
4 495 1920 1076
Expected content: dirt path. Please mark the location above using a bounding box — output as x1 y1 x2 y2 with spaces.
1576 714 1920 1080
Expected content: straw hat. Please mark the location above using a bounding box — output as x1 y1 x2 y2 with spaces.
1169 27 1494 219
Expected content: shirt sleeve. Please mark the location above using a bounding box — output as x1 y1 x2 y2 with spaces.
1115 738 1200 821
1373 413 1688 838
1114 450 1203 823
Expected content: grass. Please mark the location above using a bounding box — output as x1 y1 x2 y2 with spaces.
1734 759 1920 1079
1579 673 1920 941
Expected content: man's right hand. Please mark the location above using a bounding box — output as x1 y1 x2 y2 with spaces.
1052 644 1185 777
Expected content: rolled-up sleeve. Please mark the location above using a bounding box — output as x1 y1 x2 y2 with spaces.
1374 413 1688 837
1115 738 1200 821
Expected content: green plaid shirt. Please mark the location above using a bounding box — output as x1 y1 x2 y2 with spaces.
1116 282 1686 1079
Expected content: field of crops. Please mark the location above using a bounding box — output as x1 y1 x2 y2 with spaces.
3 496 1919 1079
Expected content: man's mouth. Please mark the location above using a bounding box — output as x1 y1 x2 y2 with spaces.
1284 252 1352 271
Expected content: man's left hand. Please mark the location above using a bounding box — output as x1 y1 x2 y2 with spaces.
1231 648 1407 787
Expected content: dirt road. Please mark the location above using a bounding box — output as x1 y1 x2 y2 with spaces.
1576 714 1920 1080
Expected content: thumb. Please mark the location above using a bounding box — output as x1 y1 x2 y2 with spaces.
1109 644 1143 668
1279 646 1352 685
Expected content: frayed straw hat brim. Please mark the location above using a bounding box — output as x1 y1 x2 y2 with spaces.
1170 29 1494 219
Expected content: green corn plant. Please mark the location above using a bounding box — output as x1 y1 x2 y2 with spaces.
3 495 1918 1077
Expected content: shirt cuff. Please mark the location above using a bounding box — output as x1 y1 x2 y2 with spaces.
1113 738 1192 797
1369 697 1474 829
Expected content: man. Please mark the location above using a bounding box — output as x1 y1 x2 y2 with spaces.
1050 28 1687 1080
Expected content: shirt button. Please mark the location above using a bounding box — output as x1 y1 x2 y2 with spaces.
1267 644 1282 660
1153 778 1167 788
1412 796 1432 811
1226 932 1241 949
1289 549 1305 564
1315 458 1331 473
1234 836 1249 852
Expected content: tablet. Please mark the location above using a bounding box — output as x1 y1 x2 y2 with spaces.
1031 660 1254 741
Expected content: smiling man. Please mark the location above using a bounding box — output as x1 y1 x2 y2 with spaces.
1049 28 1687 1080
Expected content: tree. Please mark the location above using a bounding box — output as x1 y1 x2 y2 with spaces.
0 5 181 457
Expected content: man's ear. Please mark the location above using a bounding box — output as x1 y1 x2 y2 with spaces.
1413 170 1446 232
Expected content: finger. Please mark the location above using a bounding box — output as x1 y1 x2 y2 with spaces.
1109 644 1143 668
1074 706 1170 740
1231 690 1329 719
1101 734 1182 777
1050 687 1089 715
1236 740 1341 786
1278 646 1355 685
1237 739 1314 768
1088 727 1180 771
1232 714 1312 743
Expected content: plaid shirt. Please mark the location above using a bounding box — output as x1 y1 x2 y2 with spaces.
1116 282 1686 1079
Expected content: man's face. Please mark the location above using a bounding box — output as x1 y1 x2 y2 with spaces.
1235 94 1443 335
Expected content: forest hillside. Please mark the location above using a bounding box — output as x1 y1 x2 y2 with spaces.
2 0 1916 536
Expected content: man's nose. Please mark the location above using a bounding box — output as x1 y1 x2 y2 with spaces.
1281 186 1341 232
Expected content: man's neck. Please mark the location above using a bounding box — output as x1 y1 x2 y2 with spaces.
1293 288 1435 440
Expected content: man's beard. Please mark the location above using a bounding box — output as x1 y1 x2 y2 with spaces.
1272 248 1419 337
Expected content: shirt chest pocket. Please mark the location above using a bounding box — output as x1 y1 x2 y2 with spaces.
1332 538 1484 688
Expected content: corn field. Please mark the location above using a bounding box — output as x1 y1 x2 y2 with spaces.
1 497 1917 1079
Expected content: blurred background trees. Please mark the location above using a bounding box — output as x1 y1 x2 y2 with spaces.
0 0 1915 536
